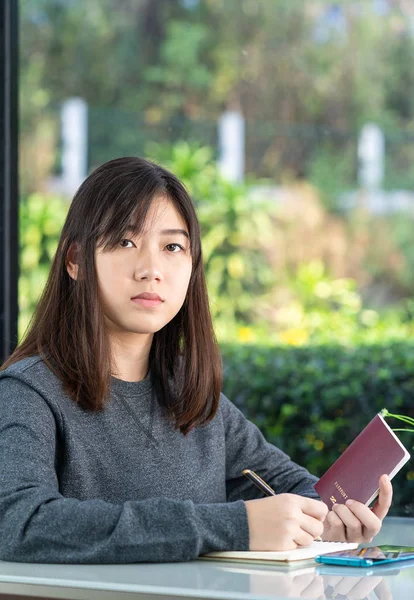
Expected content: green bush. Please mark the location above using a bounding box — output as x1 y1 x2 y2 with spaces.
147 141 276 330
17 163 414 518
221 342 414 516
19 193 68 341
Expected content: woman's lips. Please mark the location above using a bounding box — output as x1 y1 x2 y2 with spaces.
131 293 163 308
131 297 163 308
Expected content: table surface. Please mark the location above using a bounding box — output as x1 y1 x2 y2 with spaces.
0 516 413 600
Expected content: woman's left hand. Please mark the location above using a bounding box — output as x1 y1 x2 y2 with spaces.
322 474 393 543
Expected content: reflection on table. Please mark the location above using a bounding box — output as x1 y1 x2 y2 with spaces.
217 560 414 599
0 516 412 600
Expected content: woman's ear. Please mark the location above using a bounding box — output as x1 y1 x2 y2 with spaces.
66 241 80 281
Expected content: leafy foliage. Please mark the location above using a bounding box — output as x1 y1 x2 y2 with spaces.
18 194 68 340
147 141 276 330
221 342 414 516
19 0 414 190
382 408 414 435
16 2 414 522
17 180 414 518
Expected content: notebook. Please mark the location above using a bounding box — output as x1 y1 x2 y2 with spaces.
200 541 358 564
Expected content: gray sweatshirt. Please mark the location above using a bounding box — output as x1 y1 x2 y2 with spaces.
0 355 318 563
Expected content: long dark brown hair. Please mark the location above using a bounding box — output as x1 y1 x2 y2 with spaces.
1 157 222 434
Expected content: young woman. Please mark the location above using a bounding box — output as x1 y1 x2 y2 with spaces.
0 157 392 563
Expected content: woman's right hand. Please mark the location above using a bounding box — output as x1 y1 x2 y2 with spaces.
245 494 328 551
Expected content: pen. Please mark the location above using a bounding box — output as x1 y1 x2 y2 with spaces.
242 469 277 496
242 469 323 542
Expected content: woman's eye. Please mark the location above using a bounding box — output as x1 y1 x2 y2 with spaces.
165 243 184 253
119 239 134 248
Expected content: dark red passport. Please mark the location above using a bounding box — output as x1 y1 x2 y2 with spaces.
314 413 410 509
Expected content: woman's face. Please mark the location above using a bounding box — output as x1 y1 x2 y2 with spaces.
94 196 193 339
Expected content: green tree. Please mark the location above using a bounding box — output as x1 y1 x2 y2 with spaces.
147 141 275 332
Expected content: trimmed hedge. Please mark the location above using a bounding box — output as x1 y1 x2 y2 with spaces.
221 342 414 516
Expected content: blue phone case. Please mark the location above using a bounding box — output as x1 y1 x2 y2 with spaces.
316 559 414 577
315 554 414 567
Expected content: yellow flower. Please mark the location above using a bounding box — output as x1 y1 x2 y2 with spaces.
279 328 309 346
238 327 255 343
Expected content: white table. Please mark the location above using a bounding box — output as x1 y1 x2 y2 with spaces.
0 517 413 600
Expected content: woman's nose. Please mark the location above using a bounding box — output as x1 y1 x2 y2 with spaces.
136 268 162 281
134 252 163 281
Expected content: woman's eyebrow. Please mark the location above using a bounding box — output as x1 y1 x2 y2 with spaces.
125 226 189 239
159 228 189 238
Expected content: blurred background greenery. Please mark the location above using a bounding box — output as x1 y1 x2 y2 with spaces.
19 0 414 514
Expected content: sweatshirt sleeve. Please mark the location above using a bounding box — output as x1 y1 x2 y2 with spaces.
220 393 319 502
0 378 249 563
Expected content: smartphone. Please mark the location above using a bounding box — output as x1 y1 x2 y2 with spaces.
317 558 414 577
315 545 414 567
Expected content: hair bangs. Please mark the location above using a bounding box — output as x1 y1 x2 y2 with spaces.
95 183 166 252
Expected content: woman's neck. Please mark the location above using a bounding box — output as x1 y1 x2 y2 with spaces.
110 332 153 382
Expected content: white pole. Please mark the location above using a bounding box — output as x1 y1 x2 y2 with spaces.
218 110 245 183
358 123 385 191
61 98 88 196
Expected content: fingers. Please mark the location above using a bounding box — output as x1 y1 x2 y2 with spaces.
331 498 382 542
324 509 346 541
298 496 329 521
300 513 325 540
323 508 351 542
290 497 329 546
332 503 364 540
245 495 325 551
323 475 391 543
332 575 383 599
341 474 392 540
347 502 381 541
374 578 393 600
292 526 315 547
292 573 324 600
371 474 393 521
